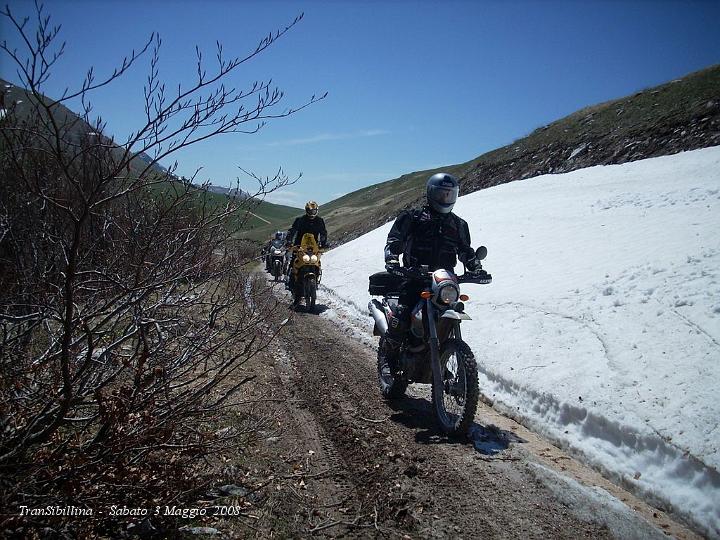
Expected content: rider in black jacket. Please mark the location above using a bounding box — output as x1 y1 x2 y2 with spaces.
383 173 480 347
285 201 328 290
264 231 286 271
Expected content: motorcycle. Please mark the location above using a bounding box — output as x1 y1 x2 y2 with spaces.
290 233 324 311
269 247 286 282
368 247 491 436
265 239 286 276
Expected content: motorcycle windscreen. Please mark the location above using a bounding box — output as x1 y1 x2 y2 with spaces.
300 233 319 253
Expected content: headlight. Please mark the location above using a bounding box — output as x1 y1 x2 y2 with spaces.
273 249 282 255
302 254 310 263
439 284 459 304
310 255 318 263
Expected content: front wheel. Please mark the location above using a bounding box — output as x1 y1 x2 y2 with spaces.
305 276 317 312
431 339 479 436
273 262 282 281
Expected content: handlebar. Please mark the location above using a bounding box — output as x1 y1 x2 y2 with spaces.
387 266 492 284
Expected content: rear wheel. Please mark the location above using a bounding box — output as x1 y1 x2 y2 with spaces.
377 336 407 399
431 339 479 436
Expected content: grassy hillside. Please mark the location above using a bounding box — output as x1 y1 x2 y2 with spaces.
229 196 300 242
461 63 720 192
321 161 476 243
321 64 720 245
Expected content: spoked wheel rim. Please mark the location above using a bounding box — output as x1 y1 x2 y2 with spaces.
433 339 478 435
440 350 467 420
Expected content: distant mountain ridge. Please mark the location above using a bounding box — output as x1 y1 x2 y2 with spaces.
205 185 245 197
321 64 720 245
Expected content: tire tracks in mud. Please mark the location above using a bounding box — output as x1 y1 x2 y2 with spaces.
263 299 699 540
236 278 701 539
270 338 358 513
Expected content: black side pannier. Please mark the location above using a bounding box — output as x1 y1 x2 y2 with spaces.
368 271 403 296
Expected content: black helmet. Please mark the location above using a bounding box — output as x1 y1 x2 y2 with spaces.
274 231 283 240
426 173 459 214
305 200 319 219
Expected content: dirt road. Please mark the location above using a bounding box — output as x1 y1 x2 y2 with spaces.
215 289 700 539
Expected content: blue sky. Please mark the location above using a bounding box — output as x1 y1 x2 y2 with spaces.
2 0 719 208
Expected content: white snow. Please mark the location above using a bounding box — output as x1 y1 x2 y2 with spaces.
318 146 720 537
528 462 666 539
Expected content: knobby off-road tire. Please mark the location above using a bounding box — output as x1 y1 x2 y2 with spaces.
432 339 479 436
273 261 282 281
377 336 408 399
305 277 317 312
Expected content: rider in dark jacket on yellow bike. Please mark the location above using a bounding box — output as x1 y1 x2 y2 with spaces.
285 201 328 290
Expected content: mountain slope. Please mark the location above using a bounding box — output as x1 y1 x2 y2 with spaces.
321 64 720 245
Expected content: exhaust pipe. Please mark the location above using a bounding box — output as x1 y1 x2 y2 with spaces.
368 299 388 336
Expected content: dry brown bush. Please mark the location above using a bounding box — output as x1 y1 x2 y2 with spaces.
0 3 323 536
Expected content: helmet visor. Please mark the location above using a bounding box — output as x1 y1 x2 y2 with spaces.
306 207 318 217
428 185 459 208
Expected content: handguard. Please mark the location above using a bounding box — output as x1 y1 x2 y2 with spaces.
461 269 492 284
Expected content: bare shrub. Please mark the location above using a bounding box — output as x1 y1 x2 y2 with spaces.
0 2 323 534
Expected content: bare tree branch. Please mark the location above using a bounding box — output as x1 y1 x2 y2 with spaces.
0 2 324 532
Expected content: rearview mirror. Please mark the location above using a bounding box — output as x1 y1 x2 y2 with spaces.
476 246 487 261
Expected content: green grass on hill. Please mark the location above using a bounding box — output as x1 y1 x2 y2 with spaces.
468 63 720 169
151 184 301 243
230 196 301 242
320 162 475 243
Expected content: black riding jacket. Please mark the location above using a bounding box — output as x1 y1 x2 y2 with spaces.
287 215 328 247
384 206 475 271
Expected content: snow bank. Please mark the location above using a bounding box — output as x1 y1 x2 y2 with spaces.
319 146 720 536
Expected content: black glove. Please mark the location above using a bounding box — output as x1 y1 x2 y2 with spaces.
466 268 491 282
385 258 400 274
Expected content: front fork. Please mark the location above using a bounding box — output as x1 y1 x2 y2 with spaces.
428 300 462 410
427 300 446 414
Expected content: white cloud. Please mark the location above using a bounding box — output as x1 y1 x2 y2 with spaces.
267 129 390 147
261 190 305 208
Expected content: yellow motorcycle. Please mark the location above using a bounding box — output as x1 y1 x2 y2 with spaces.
290 233 324 311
